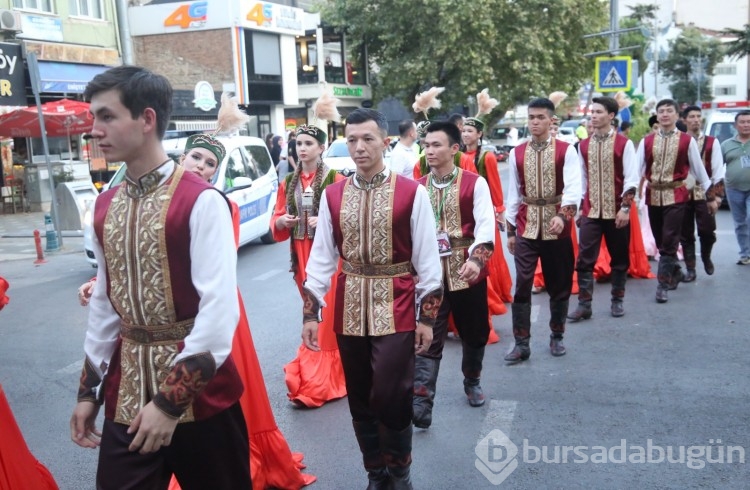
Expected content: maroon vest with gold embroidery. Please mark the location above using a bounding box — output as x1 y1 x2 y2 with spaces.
580 133 629 218
643 131 693 206
94 170 242 423
325 174 418 336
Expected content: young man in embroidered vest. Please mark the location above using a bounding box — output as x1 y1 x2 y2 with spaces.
568 97 639 321
680 105 725 281
504 97 582 363
412 121 495 429
636 99 717 303
302 108 443 489
70 66 251 489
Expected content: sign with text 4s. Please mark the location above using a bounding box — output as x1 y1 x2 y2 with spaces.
164 1 207 29
595 56 631 92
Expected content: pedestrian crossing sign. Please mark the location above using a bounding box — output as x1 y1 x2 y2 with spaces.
595 56 632 92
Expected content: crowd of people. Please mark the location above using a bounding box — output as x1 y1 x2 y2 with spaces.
3 62 749 490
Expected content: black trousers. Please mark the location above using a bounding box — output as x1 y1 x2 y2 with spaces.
423 278 489 359
680 199 716 247
97 403 251 490
513 235 575 304
576 216 630 273
649 203 687 258
337 331 415 431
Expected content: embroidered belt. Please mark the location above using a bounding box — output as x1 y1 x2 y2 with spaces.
449 237 474 249
649 179 685 190
120 318 195 345
342 260 414 278
522 195 562 206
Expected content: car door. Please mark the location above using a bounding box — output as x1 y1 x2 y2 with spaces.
222 146 257 245
243 141 278 243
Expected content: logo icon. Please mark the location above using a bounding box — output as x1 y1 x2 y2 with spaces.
475 429 519 485
193 81 217 112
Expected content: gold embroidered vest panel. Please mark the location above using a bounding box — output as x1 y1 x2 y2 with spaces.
586 135 617 219
522 143 560 240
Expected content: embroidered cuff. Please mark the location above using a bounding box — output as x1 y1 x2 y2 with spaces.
468 242 494 269
506 222 517 240
417 287 443 327
302 286 322 323
77 357 103 405
153 353 216 419
705 181 725 201
621 188 636 209
558 204 577 221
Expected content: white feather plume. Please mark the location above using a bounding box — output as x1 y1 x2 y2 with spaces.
412 87 446 118
214 92 249 135
548 91 568 109
475 88 499 117
313 83 341 122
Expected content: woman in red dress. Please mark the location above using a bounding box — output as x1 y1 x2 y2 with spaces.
270 122 347 408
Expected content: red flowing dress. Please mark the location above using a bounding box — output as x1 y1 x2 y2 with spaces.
170 202 316 490
271 171 347 407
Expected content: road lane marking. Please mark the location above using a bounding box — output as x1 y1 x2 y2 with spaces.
56 361 82 375
531 305 540 323
253 269 283 281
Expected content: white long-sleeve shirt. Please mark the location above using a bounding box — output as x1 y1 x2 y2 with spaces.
304 170 442 308
697 132 726 183
636 134 714 191
506 140 582 228
84 162 239 378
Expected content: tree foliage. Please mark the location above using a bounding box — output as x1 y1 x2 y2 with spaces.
619 3 658 83
660 27 723 104
722 24 750 60
321 0 608 116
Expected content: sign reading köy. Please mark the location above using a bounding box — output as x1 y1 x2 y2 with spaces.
0 43 25 106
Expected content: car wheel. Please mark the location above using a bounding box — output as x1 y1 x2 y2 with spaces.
260 228 276 244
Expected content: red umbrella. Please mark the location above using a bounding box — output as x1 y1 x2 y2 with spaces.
0 99 92 138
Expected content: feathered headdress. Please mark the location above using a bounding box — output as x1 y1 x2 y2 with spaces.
465 88 498 131
548 91 568 109
412 86 445 120
185 92 249 164
297 83 340 144
614 91 634 110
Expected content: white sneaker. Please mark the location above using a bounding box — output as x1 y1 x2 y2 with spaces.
737 257 750 265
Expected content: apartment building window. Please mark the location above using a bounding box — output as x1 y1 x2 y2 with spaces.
714 85 737 96
12 0 54 12
715 65 737 76
69 0 104 19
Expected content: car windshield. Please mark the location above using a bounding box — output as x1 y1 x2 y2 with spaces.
327 141 350 157
708 122 737 143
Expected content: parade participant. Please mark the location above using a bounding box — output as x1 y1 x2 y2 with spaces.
302 108 443 489
389 120 419 179
636 99 716 303
70 66 251 489
413 121 495 429
504 97 582 363
721 110 750 265
680 105 725 281
412 87 462 178
271 90 347 409
568 97 639 321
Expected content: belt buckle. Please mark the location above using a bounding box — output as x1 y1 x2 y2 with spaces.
535 198 546 206
363 264 376 276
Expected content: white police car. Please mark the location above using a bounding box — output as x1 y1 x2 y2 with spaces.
83 135 278 267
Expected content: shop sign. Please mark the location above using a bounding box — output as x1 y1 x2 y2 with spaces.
193 81 217 111
0 43 25 107
17 14 63 42
241 1 304 36
333 86 363 98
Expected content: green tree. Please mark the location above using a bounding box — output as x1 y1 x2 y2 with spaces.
722 24 750 59
660 27 723 104
321 0 608 116
619 3 658 91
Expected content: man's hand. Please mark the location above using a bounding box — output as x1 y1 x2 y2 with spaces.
70 401 101 448
458 260 481 283
547 216 565 235
495 211 505 224
275 214 300 231
615 209 630 229
78 280 96 307
307 216 318 230
302 320 320 351
415 322 433 354
507 236 516 255
707 199 719 216
127 402 179 454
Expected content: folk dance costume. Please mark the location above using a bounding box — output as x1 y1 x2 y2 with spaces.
636 130 717 303
84 162 251 489
679 132 725 281
505 137 582 362
272 121 347 409
568 129 639 320
413 166 495 429
303 168 443 488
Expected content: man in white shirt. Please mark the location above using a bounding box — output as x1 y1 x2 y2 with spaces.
389 120 419 179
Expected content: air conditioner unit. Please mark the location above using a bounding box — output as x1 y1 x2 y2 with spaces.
0 9 22 32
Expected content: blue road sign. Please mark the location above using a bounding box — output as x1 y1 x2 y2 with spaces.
595 57 631 92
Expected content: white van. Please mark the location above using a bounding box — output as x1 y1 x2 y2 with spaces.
83 134 278 267
704 112 738 144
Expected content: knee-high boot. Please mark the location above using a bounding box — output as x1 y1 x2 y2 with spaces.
412 356 441 429
656 255 674 303
549 300 568 357
380 424 413 490
461 343 485 407
504 303 531 364
567 270 593 321
610 269 627 317
681 241 697 282
352 420 389 489
700 235 716 275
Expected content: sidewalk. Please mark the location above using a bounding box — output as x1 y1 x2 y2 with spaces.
0 211 83 263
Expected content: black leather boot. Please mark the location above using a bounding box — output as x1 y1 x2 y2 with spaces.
656 256 672 303
701 237 715 275
549 300 568 356
380 425 413 490
681 242 697 282
567 270 593 322
504 303 531 364
353 420 390 490
610 269 627 317
412 356 440 429
461 344 485 407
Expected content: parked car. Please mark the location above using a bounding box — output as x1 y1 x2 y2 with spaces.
83 135 278 267
322 139 391 176
556 127 578 145
704 112 737 144
488 124 528 147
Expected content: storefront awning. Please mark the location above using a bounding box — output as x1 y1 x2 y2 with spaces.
37 62 110 94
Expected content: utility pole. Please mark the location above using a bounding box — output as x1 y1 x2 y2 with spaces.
610 0 619 52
